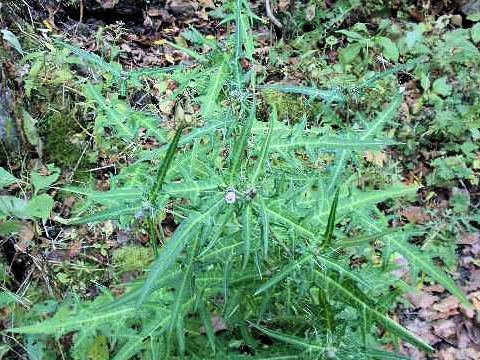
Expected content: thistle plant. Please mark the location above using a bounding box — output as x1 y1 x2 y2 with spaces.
7 1 470 359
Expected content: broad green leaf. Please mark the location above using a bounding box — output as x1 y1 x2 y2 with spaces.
21 109 40 147
376 36 399 62
0 194 53 221
339 42 363 64
1 29 23 55
336 30 364 40
432 77 452 97
0 196 27 219
30 164 60 195
0 167 20 187
0 220 21 235
472 22 480 44
24 194 54 221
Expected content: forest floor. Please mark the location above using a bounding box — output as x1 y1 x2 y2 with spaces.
1 0 480 359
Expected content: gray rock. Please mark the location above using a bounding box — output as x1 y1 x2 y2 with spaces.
0 82 21 153
460 0 480 15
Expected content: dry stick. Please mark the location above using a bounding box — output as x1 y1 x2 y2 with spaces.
79 0 84 24
265 0 282 28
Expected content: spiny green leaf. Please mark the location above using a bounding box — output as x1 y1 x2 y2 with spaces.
357 212 470 307
68 205 141 224
269 137 394 152
252 106 275 184
169 234 198 333
320 188 340 250
255 254 313 295
201 58 228 119
149 127 183 205
136 198 223 308
58 40 124 77
316 273 434 352
361 92 401 140
242 203 253 269
260 202 317 243
63 187 144 203
84 83 135 140
9 307 134 334
229 98 256 183
248 322 324 351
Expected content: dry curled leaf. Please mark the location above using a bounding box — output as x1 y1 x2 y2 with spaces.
402 206 431 224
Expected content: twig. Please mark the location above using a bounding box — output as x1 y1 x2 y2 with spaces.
265 0 282 28
79 0 84 24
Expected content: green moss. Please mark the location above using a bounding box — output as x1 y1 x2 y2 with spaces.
112 245 153 274
262 91 323 123
40 113 93 178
